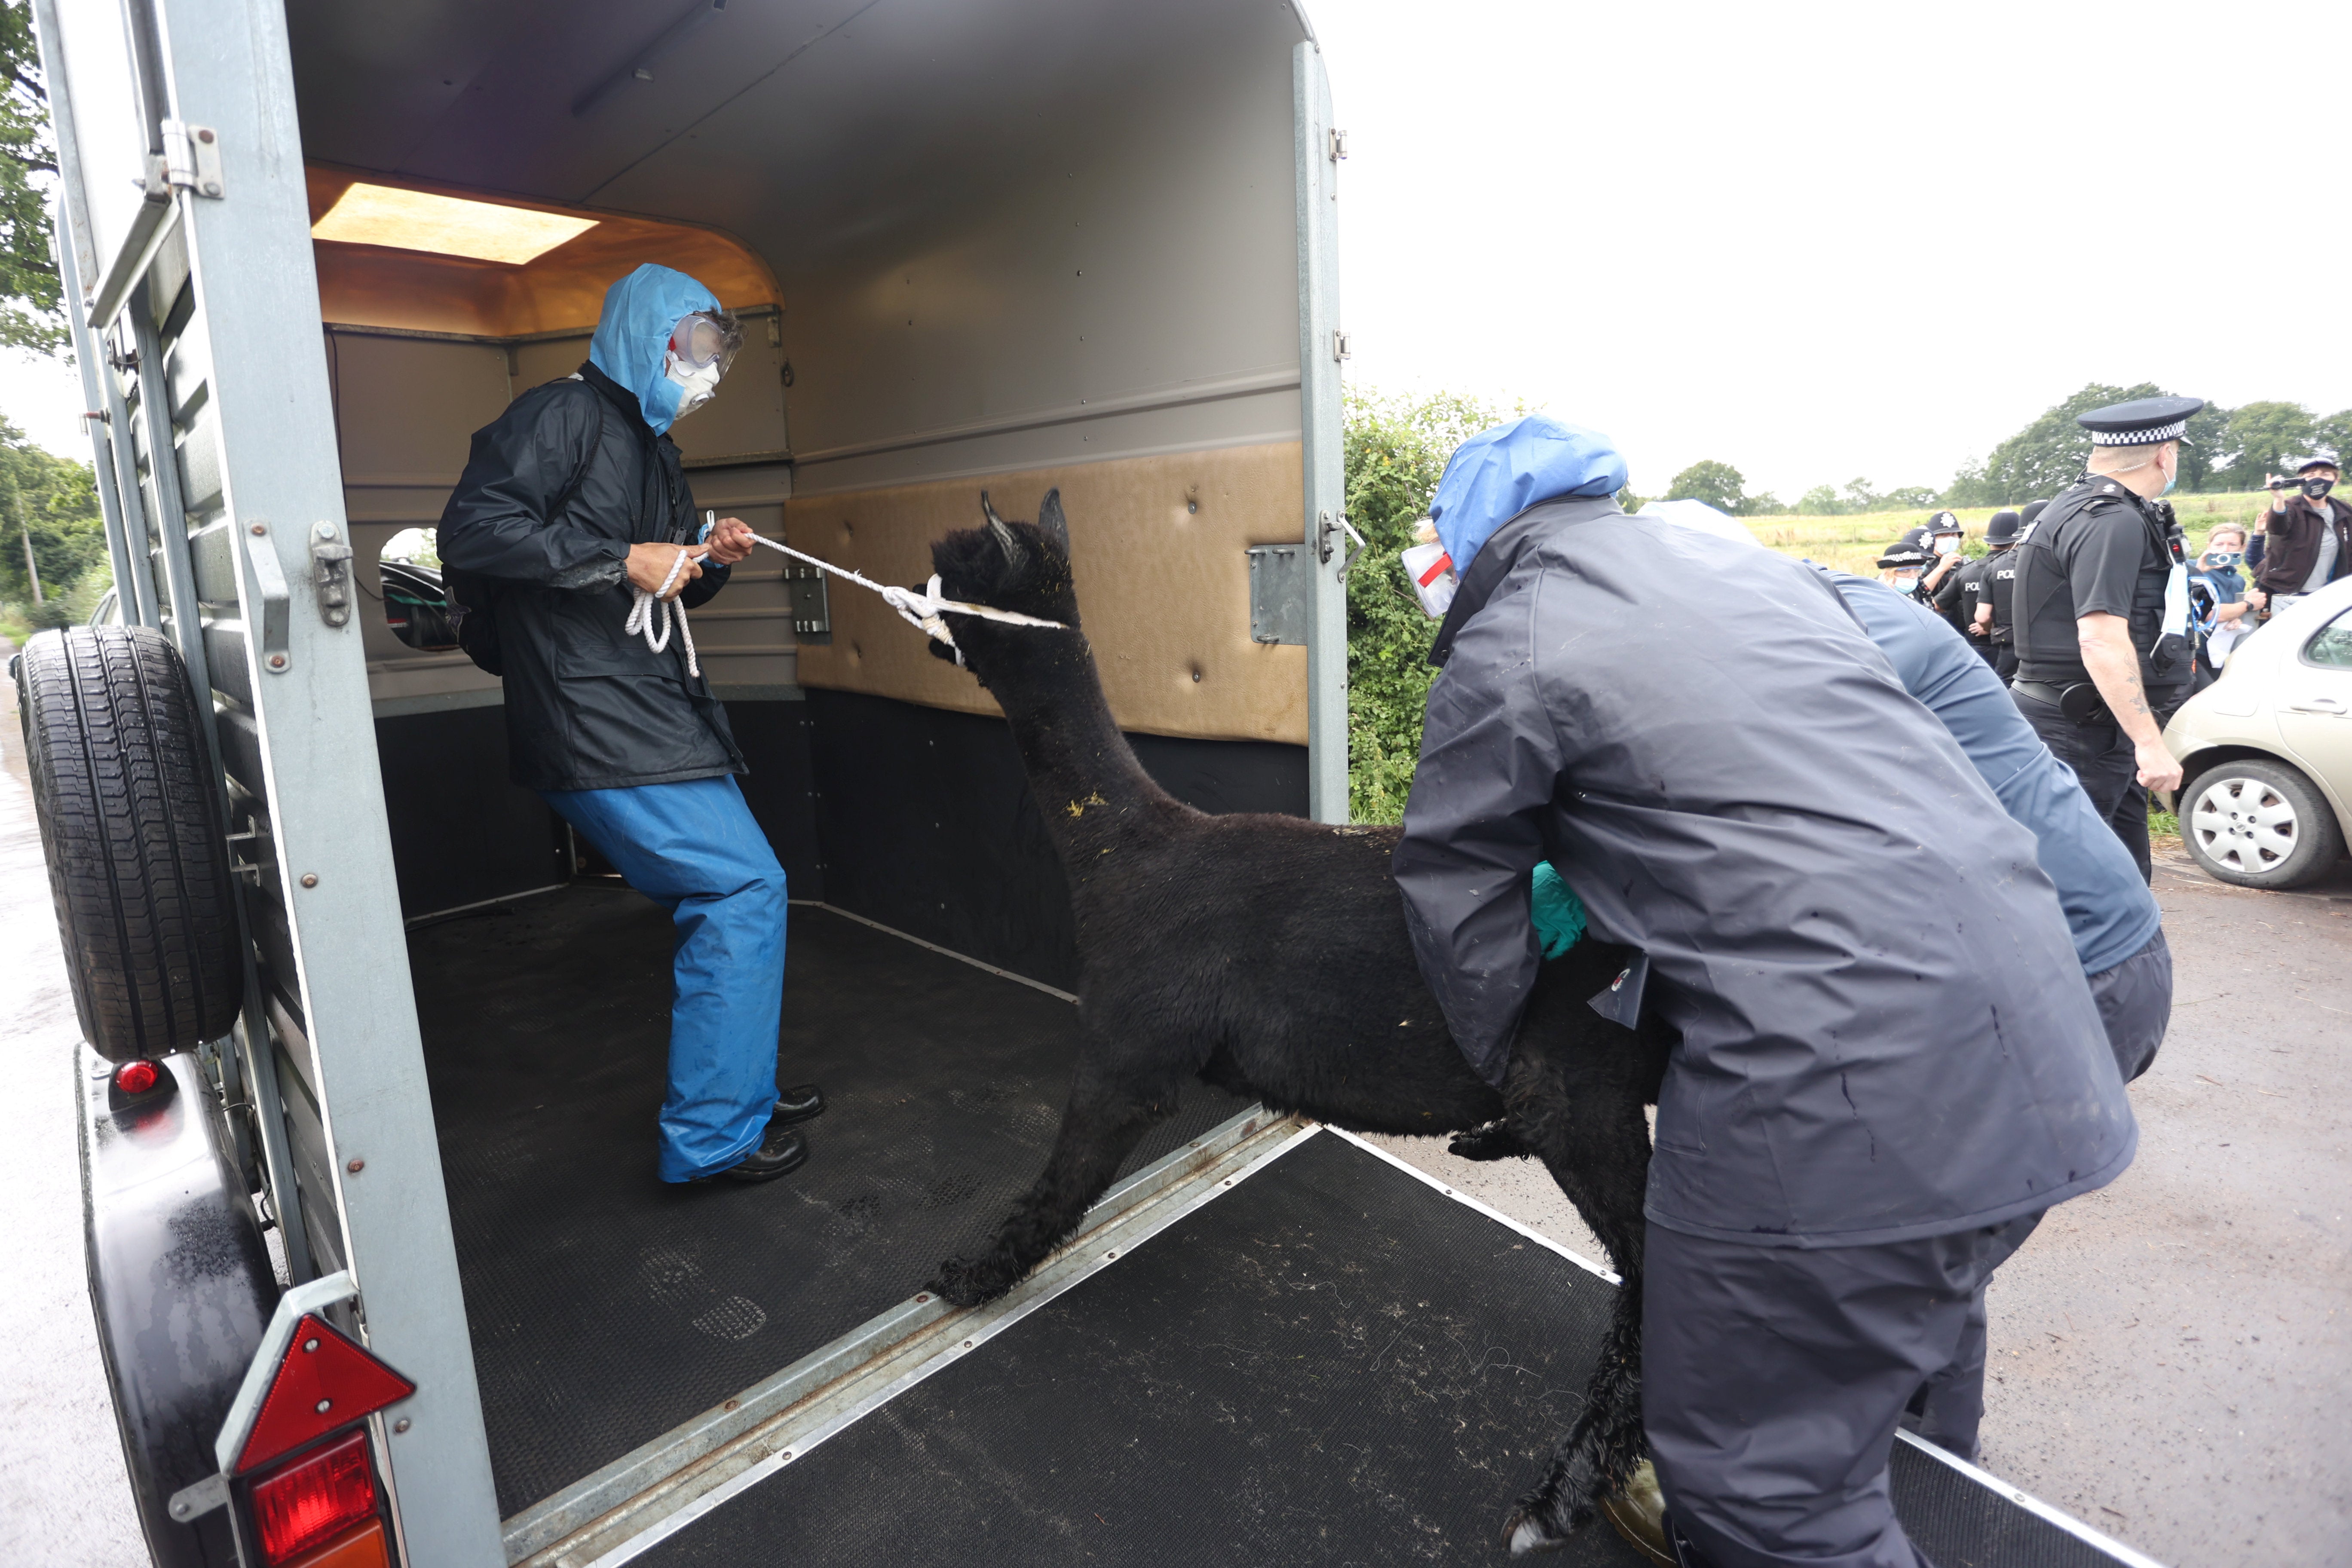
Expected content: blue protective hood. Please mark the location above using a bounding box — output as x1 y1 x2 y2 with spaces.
1429 415 1629 573
588 264 723 436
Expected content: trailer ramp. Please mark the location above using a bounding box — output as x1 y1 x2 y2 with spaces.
551 1128 2161 1568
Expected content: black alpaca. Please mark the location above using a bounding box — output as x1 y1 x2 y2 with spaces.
920 490 1672 1552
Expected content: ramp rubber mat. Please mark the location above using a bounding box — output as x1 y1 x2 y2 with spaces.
409 889 1249 1517
642 1132 2138 1568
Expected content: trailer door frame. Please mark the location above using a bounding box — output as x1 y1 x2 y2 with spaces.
33 0 504 1560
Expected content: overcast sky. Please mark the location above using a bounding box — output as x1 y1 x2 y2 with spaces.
1312 0 2352 499
8 0 2347 498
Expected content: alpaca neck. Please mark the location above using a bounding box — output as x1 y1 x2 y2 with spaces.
983 632 1176 855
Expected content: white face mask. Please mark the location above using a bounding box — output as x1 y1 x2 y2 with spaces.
1892 571 1920 593
666 353 722 420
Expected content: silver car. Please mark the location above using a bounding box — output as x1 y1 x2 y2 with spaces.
2164 576 2352 888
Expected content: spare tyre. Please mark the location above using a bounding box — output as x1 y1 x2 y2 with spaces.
15 626 241 1061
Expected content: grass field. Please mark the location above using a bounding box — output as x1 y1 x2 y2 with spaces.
1740 491 2278 574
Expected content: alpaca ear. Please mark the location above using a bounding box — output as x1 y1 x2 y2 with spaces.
980 490 1007 529
1036 488 1069 555
986 511 1027 572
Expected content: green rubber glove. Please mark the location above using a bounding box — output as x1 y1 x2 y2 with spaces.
1531 861 1587 959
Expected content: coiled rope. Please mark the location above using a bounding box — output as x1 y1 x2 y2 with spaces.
625 529 1067 679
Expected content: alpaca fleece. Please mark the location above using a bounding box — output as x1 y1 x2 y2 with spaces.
916 492 1669 1550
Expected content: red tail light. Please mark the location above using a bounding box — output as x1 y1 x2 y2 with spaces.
250 1429 377 1564
113 1060 159 1094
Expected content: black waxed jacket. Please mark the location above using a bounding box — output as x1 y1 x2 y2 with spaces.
437 363 744 793
1394 499 2134 1248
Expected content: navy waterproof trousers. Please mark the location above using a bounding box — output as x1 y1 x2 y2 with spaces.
539 776 787 1182
1644 1213 2043 1568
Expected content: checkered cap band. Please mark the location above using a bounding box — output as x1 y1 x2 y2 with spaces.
2088 420 2186 446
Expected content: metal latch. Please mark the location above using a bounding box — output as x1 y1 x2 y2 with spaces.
1329 128 1349 161
1315 509 1366 574
1332 330 1352 362
244 521 292 672
158 121 225 199
310 523 353 628
1248 545 1308 646
784 564 830 643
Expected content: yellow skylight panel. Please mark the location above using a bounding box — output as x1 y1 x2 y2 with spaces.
311 184 598 265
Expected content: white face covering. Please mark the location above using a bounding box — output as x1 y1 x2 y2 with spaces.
666 355 723 420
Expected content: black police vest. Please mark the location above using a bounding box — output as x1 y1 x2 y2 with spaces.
1983 551 2018 643
2012 479 2188 689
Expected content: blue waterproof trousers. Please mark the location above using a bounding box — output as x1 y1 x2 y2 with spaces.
539 777 786 1182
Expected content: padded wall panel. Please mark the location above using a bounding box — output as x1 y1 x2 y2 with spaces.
807 689 1307 988
788 444 1307 744
723 698 824 901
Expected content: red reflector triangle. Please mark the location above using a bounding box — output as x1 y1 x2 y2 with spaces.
235 1314 416 1475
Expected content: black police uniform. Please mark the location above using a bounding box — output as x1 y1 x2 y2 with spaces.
1982 549 2021 679
1935 552 1996 663
2009 398 2201 883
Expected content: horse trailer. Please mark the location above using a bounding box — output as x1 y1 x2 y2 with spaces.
23 0 2164 1564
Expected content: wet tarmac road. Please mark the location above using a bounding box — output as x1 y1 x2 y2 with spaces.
2 626 2345 1566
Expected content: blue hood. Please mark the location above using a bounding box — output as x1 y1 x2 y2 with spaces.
588 263 723 436
1429 415 1629 573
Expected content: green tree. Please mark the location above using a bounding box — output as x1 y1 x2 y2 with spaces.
1880 485 1939 510
1796 483 1844 516
1343 388 1512 823
0 417 108 623
2177 402 2232 492
2218 401 2317 490
1664 459 1745 513
1739 491 1788 516
0 2 63 355
2314 410 2352 469
1964 382 2167 503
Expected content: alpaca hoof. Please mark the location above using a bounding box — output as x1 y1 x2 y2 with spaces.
1503 1511 1568 1556
927 1255 1010 1308
1449 1121 1528 1162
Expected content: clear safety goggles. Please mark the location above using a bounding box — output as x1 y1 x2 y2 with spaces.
667 310 744 378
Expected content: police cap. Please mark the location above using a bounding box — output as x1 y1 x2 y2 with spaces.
1985 509 2022 545
2076 395 2205 446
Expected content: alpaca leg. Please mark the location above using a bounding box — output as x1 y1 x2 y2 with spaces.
1448 1120 1529 1161
1495 1038 1657 1553
929 1067 1175 1308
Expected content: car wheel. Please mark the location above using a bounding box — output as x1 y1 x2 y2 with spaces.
2180 758 2346 890
14 626 243 1061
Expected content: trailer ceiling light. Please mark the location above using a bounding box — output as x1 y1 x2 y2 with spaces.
113 1060 159 1094
310 184 598 264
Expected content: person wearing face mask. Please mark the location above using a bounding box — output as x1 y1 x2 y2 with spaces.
2245 454 2351 616
1391 415 2130 1568
2187 524 2254 693
437 264 825 1188
2008 396 2203 883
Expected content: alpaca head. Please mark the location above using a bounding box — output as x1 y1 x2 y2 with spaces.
926 489 1083 667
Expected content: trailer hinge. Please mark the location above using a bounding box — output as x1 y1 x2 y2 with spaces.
1328 128 1349 162
244 521 292 671
310 523 353 629
1331 330 1352 363
158 121 225 199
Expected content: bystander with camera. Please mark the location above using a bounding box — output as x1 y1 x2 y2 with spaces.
2245 455 2350 618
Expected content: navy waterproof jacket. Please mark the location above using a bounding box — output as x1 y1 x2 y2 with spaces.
1393 499 2135 1248
437 363 744 793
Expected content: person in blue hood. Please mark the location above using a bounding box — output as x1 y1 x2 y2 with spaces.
438 264 824 1187
1392 417 2132 1566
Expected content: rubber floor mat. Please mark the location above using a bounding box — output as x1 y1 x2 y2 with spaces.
409 890 1250 1518
641 1132 2138 1568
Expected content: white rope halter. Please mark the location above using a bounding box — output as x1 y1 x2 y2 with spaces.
625 527 1067 678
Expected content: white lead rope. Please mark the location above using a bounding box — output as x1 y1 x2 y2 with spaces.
625 522 1068 678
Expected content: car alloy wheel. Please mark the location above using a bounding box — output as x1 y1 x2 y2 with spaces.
2189 773 2299 876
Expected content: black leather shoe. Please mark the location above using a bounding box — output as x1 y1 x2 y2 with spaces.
707 1124 808 1184
773 1083 825 1126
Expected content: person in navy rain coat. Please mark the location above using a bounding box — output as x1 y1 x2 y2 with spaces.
1392 416 2135 1568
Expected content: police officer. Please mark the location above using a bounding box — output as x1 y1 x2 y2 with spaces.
1936 509 2013 659
2009 397 2201 882
1979 499 2045 679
